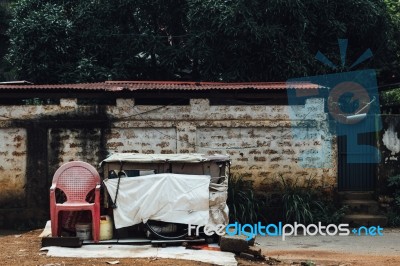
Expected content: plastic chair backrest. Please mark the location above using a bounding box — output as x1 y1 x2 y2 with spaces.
52 161 100 203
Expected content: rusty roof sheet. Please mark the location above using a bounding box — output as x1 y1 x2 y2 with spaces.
0 81 322 91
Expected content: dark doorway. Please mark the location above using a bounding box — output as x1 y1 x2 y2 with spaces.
337 130 379 191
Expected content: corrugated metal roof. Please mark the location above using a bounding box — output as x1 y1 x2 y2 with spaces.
0 81 322 91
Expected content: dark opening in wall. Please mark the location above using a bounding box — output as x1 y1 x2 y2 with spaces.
0 98 60 105
135 98 190 106
209 97 288 105
77 98 116 105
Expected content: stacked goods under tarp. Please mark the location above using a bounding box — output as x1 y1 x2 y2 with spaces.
100 153 230 230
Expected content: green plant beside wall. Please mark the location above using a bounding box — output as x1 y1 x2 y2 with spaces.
227 174 347 226
280 175 320 224
227 175 266 224
387 174 400 226
279 175 347 225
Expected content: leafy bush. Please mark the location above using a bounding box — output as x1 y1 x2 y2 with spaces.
388 174 400 208
279 175 346 225
280 175 321 224
227 174 347 226
313 202 348 225
387 174 400 226
227 175 266 224
387 210 400 227
5 0 397 84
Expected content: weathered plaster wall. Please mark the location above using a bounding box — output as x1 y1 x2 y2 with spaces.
0 97 337 227
0 128 26 208
106 128 177 154
105 98 336 187
48 128 103 176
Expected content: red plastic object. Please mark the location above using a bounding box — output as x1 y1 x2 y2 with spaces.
50 161 101 242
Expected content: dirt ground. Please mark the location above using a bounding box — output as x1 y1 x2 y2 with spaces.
0 229 212 266
0 229 399 266
263 250 400 266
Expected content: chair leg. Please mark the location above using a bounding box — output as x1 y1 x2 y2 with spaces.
92 211 100 242
51 209 59 237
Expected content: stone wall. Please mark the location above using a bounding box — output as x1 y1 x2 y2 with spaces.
0 128 26 208
0 97 337 228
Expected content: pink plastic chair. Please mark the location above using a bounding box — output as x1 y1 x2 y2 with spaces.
50 161 101 242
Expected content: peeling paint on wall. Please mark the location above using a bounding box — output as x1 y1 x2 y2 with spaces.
0 128 27 208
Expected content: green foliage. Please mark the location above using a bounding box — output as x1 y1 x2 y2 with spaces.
386 174 400 226
279 175 346 225
190 0 399 81
227 175 266 224
387 210 400 226
313 202 349 225
4 0 399 83
385 0 400 42
388 174 400 187
0 4 8 51
0 1 14 80
381 89 400 107
280 175 321 224
388 174 400 209
6 0 74 83
382 0 400 85
283 191 316 224
187 0 394 81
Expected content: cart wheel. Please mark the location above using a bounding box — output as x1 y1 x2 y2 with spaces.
145 221 188 240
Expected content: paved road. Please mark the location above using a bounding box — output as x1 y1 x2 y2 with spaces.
256 228 400 255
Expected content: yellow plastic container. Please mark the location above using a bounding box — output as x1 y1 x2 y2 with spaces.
99 215 113 241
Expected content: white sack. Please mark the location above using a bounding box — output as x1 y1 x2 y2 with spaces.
103 173 210 228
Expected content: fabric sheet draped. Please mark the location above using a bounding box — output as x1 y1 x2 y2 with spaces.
103 173 210 229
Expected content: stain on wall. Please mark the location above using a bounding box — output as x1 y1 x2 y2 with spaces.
0 128 27 208
0 96 337 227
48 128 103 176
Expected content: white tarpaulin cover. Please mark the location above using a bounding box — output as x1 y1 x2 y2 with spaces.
103 173 210 228
100 153 229 166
